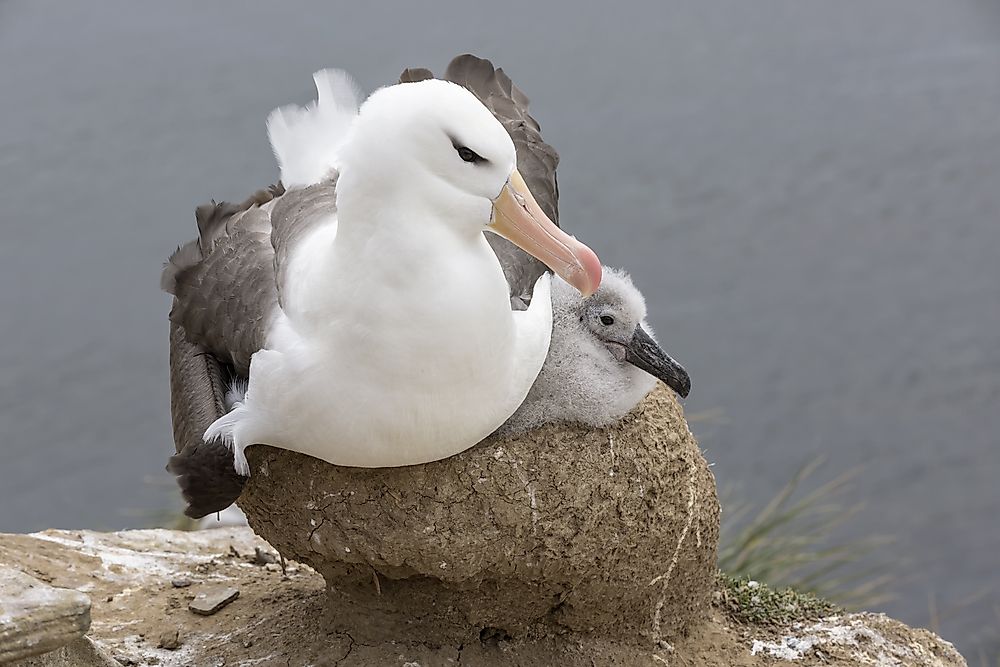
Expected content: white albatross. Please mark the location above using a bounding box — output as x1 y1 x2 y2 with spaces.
163 64 601 479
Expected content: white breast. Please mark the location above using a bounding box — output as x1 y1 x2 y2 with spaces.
207 217 552 471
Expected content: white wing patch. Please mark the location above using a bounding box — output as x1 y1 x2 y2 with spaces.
267 69 362 189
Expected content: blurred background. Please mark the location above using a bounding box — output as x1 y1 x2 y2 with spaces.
1 0 998 660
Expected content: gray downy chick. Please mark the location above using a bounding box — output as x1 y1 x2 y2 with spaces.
497 267 690 437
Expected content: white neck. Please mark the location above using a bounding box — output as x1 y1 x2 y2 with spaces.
281 165 513 347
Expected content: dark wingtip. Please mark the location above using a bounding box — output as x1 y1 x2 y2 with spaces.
167 439 247 519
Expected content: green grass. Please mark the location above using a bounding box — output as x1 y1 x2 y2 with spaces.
716 571 839 626
718 457 893 610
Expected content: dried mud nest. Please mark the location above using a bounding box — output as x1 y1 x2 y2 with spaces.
239 384 719 647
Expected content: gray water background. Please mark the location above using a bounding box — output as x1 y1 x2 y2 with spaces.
1 0 998 658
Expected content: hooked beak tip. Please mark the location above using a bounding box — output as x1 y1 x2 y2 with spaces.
489 169 602 297
625 324 691 399
675 373 692 399
573 246 603 297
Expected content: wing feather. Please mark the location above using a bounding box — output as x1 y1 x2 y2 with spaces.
270 177 339 309
164 197 279 375
166 321 246 518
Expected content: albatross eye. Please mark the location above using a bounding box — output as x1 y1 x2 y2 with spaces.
455 145 486 164
600 315 615 326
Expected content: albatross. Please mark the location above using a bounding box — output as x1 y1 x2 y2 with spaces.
496 268 691 437
164 56 600 516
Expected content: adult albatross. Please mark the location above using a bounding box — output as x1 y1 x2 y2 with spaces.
164 56 601 516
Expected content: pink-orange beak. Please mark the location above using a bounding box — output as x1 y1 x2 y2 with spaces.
489 169 602 297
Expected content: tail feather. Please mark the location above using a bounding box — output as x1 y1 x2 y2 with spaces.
167 438 247 519
267 69 361 189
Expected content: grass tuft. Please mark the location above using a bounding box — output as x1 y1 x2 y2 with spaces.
716 571 839 626
718 457 893 609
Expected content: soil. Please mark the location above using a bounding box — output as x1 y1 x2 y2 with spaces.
0 528 966 666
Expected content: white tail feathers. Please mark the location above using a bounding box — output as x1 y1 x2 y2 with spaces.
267 69 362 189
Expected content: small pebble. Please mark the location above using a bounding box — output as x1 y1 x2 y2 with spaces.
157 629 182 650
189 587 240 616
252 546 278 565
170 578 192 588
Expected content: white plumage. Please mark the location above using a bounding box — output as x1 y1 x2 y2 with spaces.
498 268 690 437
203 70 600 473
266 70 361 189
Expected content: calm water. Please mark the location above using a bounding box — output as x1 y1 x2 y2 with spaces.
1 0 998 657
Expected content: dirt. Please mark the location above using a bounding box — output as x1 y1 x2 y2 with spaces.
0 527 965 666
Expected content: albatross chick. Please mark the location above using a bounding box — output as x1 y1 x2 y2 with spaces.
498 267 690 437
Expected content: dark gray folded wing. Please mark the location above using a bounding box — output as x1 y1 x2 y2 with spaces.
162 181 338 517
162 187 280 517
167 321 246 518
400 54 562 303
163 186 283 375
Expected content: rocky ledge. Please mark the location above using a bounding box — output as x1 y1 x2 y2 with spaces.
0 527 965 666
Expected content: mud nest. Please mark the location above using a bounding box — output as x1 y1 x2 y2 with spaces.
239 384 719 647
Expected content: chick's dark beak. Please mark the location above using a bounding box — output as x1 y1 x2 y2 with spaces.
624 324 691 398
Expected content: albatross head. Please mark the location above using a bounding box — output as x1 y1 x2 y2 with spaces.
339 79 602 296
565 268 691 398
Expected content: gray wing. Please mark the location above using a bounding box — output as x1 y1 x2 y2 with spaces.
166 321 246 518
163 184 284 375
270 177 340 309
400 54 562 303
163 180 338 517
162 186 281 517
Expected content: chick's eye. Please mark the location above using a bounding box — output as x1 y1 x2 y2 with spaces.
600 315 615 326
456 145 486 164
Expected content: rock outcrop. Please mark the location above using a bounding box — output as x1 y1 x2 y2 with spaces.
0 567 91 663
0 527 966 666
